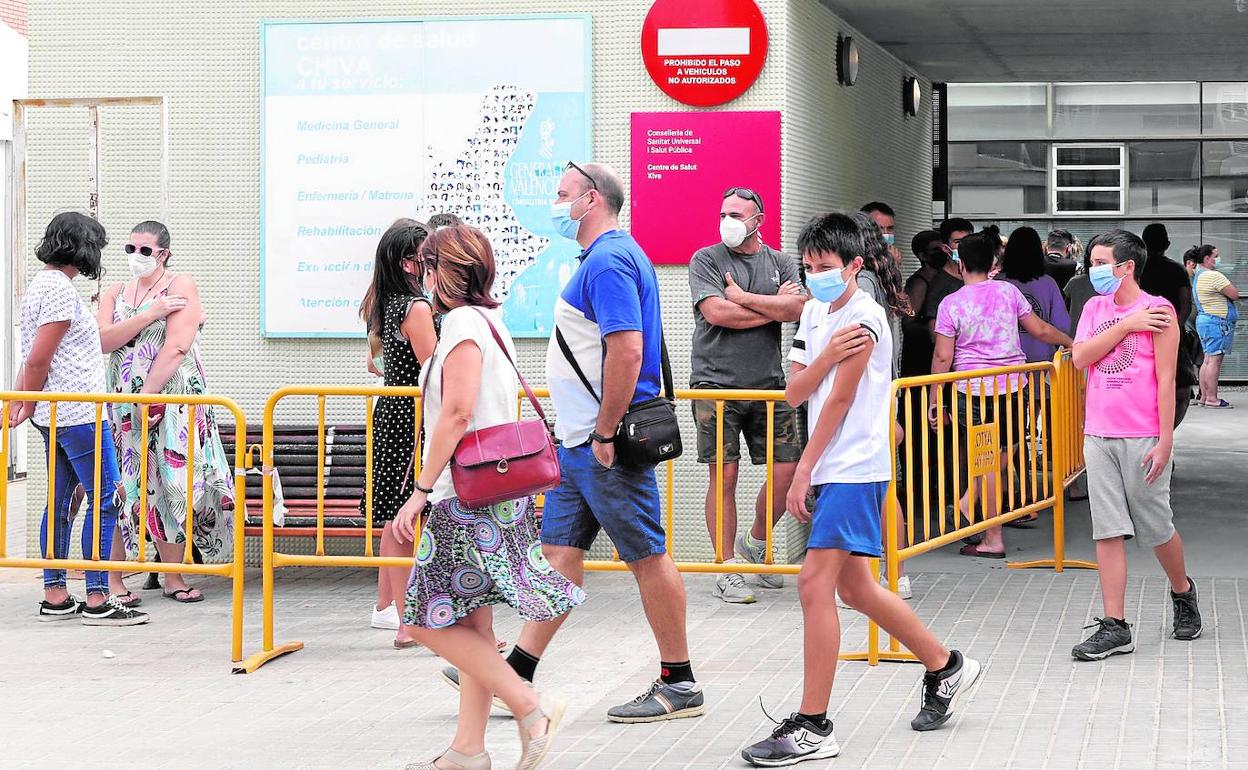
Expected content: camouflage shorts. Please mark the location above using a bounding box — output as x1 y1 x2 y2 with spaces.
691 394 804 465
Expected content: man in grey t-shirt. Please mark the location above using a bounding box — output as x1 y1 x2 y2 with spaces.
690 187 806 604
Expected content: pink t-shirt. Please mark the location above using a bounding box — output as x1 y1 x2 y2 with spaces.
1075 292 1173 438
934 280 1032 394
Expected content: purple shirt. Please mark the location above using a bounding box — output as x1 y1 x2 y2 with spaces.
997 275 1071 363
935 280 1033 394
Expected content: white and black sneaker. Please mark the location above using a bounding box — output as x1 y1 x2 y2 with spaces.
81 597 151 627
1171 578 1202 641
911 650 983 731
1072 617 1134 661
38 595 85 621
741 711 839 767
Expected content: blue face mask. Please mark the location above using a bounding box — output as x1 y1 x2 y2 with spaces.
950 249 961 265
883 233 896 247
1089 263 1125 296
806 266 851 303
1215 255 1223 268
550 192 590 241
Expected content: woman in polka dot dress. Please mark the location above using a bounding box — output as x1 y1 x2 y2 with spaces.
360 220 438 646
394 226 581 770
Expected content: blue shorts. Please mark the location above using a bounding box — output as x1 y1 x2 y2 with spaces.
540 443 667 563
1196 314 1235 356
807 481 889 556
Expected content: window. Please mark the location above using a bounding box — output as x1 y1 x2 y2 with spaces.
1203 142 1248 214
948 142 1048 217
1127 141 1200 215
1203 82 1248 137
1053 83 1200 138
947 84 1049 141
1199 220 1248 378
1052 144 1125 215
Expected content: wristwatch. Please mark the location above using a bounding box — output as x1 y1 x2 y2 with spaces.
588 431 614 444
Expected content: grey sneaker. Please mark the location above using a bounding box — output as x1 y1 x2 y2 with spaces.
440 665 511 711
38 594 84 621
1072 617 1134 661
911 650 982 731
606 679 705 723
736 533 784 589
741 712 839 767
1171 578 1202 641
714 573 756 604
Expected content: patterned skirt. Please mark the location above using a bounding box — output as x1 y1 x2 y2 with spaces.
403 495 585 629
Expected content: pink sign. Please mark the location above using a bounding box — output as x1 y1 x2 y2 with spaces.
631 111 781 265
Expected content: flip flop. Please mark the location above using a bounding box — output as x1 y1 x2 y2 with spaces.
393 638 421 650
163 587 205 603
1003 515 1038 529
112 591 143 608
959 544 1005 559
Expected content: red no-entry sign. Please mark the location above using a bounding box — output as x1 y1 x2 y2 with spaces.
641 0 770 107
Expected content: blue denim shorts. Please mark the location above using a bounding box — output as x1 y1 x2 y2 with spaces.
1196 314 1236 356
540 443 666 563
807 481 889 557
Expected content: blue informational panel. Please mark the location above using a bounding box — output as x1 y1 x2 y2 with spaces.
261 16 592 337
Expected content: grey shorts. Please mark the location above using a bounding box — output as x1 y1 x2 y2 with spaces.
1084 436 1176 548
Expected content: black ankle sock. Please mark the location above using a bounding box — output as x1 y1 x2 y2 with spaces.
797 711 829 729
506 646 540 683
660 660 694 684
932 650 959 676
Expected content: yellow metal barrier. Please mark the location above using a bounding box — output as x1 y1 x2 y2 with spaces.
846 355 1095 666
238 385 799 673
0 391 250 667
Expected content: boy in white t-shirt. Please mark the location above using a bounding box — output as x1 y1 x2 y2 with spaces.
740 213 982 767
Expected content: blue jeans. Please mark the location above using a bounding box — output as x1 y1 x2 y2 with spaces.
36 422 122 595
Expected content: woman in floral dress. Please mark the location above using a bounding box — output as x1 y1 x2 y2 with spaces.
97 221 234 603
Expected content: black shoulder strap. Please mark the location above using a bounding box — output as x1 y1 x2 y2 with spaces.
555 327 601 404
556 326 674 403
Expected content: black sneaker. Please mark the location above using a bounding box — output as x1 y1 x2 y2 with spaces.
911 650 982 731
741 711 839 767
38 595 84 622
81 597 151 626
1072 617 1134 661
1171 577 1202 641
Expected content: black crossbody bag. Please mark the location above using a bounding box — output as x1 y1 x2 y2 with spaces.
555 328 683 469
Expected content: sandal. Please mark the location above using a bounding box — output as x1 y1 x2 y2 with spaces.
1003 514 1038 529
112 591 143 608
404 748 491 770
959 543 1005 559
961 532 985 546
516 693 566 770
1204 399 1234 409
394 637 422 650
163 587 205 603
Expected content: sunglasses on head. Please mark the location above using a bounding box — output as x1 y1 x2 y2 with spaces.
566 161 599 191
124 244 162 257
723 187 764 213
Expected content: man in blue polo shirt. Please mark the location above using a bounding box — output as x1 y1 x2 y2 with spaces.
525 161 702 723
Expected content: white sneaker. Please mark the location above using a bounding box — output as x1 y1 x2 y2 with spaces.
735 533 784 589
714 573 756 604
371 602 400 630
881 574 913 600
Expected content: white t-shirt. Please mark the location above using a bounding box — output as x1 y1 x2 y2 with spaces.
19 270 107 427
420 306 520 504
789 289 893 484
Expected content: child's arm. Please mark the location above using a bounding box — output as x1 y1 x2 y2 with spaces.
786 340 873 522
1143 310 1179 484
1072 307 1169 370
927 334 955 428
785 324 872 407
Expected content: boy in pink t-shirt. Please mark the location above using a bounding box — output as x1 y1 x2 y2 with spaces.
1070 230 1201 662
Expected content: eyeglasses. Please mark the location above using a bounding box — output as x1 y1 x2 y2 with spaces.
723 187 764 213
124 244 164 257
566 161 598 191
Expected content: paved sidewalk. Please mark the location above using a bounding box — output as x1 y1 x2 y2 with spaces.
1 565 1243 769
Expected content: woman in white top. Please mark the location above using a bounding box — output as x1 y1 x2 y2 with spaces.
13 213 148 626
393 226 581 770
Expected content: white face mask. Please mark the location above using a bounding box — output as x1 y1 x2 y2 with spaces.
127 251 160 278
720 214 759 249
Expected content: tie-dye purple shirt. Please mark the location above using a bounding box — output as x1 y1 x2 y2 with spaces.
935 280 1033 394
